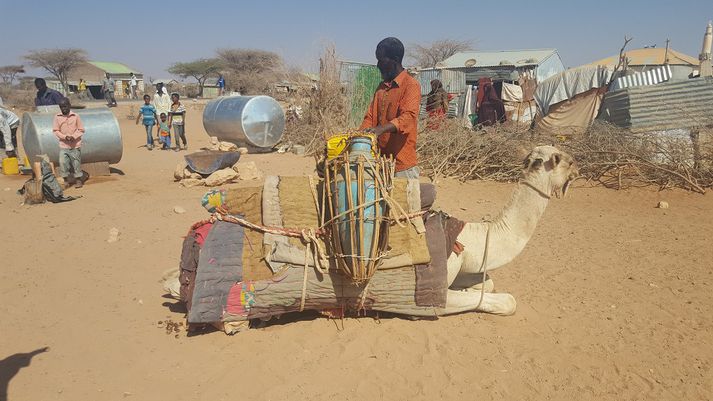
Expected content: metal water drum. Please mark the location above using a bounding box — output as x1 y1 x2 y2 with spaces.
202 95 285 149
22 108 123 164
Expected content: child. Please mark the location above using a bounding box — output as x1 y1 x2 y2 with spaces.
52 98 85 188
168 93 187 151
158 113 171 150
135 94 157 150
0 105 20 157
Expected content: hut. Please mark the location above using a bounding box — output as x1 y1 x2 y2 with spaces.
68 61 144 99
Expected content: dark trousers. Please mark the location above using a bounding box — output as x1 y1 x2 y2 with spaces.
104 90 116 106
0 126 18 150
173 124 187 147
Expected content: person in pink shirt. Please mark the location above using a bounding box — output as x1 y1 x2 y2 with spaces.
52 98 86 188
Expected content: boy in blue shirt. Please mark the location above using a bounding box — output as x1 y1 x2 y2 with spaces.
135 94 157 150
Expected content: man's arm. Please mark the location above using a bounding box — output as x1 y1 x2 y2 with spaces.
51 90 64 105
386 81 420 137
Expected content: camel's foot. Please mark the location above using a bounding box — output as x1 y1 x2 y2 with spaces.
443 290 517 316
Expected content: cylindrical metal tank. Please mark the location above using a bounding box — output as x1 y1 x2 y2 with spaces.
202 95 285 149
22 108 123 164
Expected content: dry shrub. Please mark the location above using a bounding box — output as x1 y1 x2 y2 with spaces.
560 122 713 193
283 46 348 154
418 118 713 193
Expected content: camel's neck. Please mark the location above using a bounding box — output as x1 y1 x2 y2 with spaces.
486 173 551 263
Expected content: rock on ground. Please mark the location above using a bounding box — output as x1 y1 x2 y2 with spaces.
205 168 239 186
174 164 184 181
232 161 263 181
173 206 186 214
179 178 205 188
219 141 238 152
107 227 120 243
183 168 202 180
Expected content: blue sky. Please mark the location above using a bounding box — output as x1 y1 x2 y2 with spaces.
1 0 711 80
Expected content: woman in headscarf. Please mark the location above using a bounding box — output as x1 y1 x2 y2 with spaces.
477 82 506 126
425 79 449 129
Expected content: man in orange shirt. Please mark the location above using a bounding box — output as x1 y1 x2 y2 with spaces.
52 98 86 188
360 37 421 178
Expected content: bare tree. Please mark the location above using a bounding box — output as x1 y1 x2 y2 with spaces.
24 48 87 94
0 65 25 85
216 48 283 94
409 39 473 68
167 58 222 97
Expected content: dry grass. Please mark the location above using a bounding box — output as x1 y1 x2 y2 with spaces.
0 84 35 109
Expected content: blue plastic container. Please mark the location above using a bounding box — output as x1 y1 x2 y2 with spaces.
331 137 383 271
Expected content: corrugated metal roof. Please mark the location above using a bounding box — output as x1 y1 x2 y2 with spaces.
588 48 698 67
88 61 140 74
440 49 557 68
598 77 713 132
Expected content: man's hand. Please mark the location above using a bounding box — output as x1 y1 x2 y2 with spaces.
364 123 396 137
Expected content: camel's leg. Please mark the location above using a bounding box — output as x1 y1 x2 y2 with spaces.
439 290 516 316
448 247 496 290
452 276 495 293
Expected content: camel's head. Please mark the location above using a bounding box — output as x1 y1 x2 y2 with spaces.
522 145 578 198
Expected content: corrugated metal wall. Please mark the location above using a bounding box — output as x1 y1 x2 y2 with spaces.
598 77 713 132
417 69 466 95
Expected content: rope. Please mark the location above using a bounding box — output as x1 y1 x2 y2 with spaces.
357 282 370 313
300 255 309 312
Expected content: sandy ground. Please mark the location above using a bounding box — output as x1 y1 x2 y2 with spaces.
1 102 712 401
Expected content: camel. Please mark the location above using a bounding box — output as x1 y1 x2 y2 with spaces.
441 145 578 316
163 145 578 329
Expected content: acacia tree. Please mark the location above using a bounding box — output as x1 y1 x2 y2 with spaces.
409 39 473 68
24 48 87 94
0 65 25 85
216 48 283 94
167 58 222 97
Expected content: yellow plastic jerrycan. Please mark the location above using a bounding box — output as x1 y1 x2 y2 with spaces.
2 157 20 175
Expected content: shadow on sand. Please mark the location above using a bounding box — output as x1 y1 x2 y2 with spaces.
0 347 49 401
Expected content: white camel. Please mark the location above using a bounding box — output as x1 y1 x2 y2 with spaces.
438 145 579 316
164 145 578 327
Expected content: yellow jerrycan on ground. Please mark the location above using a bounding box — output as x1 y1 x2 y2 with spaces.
2 157 20 175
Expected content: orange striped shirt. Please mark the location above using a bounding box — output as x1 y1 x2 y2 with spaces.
359 70 421 171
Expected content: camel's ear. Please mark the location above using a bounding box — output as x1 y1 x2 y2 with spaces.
544 153 562 171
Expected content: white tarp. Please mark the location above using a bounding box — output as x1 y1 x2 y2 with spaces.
501 83 523 102
535 65 612 115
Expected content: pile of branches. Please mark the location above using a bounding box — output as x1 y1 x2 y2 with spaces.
417 119 533 182
417 118 713 193
560 122 713 193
